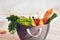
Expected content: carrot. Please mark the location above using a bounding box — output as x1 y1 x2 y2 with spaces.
42 8 53 24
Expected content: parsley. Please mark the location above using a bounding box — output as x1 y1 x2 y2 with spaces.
6 15 19 34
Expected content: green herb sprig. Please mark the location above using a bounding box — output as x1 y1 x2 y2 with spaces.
6 15 19 34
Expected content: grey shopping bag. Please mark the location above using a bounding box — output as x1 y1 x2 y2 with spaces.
17 24 50 40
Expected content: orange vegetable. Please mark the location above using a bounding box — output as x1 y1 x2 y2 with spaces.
42 8 53 24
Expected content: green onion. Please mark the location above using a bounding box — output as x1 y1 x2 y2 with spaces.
47 13 57 23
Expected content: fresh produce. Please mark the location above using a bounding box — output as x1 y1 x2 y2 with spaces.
40 20 44 26
42 8 53 24
7 15 19 22
6 15 19 34
29 16 36 26
17 17 32 26
32 16 36 22
36 17 44 26
47 13 57 23
6 8 57 34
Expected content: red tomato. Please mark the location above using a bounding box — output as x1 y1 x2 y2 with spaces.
36 18 41 26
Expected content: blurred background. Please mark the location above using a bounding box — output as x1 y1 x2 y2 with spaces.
0 0 60 40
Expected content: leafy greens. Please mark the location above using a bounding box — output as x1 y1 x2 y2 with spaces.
6 15 19 34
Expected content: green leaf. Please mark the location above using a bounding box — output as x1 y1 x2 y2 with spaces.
6 15 19 34
17 17 32 26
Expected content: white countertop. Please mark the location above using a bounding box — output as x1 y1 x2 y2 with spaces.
46 21 60 40
0 12 60 40
0 16 60 40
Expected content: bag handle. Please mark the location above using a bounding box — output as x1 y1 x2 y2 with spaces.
26 28 42 37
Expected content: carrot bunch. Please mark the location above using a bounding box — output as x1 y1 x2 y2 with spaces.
42 8 53 24
33 8 57 26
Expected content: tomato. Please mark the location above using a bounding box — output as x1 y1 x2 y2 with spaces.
36 18 44 26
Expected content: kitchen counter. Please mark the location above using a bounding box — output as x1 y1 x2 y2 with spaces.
46 21 60 40
0 18 60 40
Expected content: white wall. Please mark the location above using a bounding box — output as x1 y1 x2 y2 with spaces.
0 0 60 15
0 0 60 21
0 0 46 15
